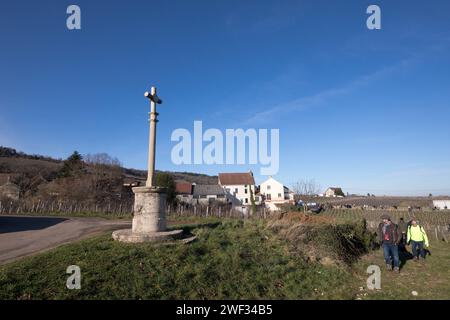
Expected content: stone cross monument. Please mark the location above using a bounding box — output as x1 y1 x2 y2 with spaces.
112 86 183 243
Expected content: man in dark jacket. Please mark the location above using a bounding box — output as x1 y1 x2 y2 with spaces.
397 217 408 253
378 214 401 273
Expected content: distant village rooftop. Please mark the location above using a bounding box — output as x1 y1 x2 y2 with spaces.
193 185 226 197
218 172 255 186
175 181 193 195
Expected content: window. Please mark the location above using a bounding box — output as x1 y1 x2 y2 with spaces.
245 198 248 204
267 194 271 200
200 195 207 199
278 193 282 198
217 195 225 198
267 185 271 190
245 189 248 194
235 188 238 194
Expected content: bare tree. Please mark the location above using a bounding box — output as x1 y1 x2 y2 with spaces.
292 179 321 196
84 153 122 167
83 153 124 201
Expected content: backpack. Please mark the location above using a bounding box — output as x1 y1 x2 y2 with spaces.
380 223 398 243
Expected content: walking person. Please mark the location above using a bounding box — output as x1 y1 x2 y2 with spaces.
407 217 429 262
397 218 408 253
378 214 401 273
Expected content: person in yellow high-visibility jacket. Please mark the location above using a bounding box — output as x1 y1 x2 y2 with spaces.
407 217 429 261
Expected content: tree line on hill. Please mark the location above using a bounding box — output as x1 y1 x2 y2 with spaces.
0 147 215 212
0 146 60 163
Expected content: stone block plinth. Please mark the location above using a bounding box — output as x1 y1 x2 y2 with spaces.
132 186 167 233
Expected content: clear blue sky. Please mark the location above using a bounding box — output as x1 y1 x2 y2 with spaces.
1 0 450 196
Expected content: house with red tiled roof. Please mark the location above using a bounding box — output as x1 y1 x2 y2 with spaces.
175 181 193 195
174 180 194 204
218 171 257 207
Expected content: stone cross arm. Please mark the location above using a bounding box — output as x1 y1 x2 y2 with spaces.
144 88 163 104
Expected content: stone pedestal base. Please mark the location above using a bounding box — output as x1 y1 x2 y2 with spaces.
112 229 184 243
132 186 167 233
112 186 187 243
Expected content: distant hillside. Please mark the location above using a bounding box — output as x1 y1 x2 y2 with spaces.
0 146 61 163
0 146 216 185
299 195 443 209
0 146 217 203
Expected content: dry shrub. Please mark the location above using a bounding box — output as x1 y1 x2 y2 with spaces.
282 212 336 225
267 213 377 266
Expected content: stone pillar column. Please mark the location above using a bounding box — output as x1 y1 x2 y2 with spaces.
146 87 158 187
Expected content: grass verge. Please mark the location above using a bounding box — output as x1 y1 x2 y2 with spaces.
0 218 354 300
1 216 448 300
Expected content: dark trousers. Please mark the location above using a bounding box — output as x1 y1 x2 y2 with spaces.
411 240 425 259
398 233 407 252
383 243 399 268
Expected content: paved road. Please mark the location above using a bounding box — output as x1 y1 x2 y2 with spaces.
0 215 131 265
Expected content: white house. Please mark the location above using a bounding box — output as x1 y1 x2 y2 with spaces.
433 200 450 210
218 172 256 207
324 187 345 198
259 177 295 211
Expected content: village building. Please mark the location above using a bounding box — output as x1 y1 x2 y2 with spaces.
122 175 145 187
259 176 295 211
0 175 20 200
218 172 256 207
175 180 194 204
433 200 450 210
192 184 227 205
324 187 345 198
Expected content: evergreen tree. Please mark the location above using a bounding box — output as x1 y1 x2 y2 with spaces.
59 151 84 178
154 172 176 204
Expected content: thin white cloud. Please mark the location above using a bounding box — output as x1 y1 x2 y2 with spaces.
245 36 450 126
244 57 416 125
383 166 450 179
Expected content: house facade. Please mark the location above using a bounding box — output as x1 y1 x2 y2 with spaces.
433 200 450 210
218 172 256 206
192 184 227 205
175 181 194 204
324 187 345 198
259 177 295 211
